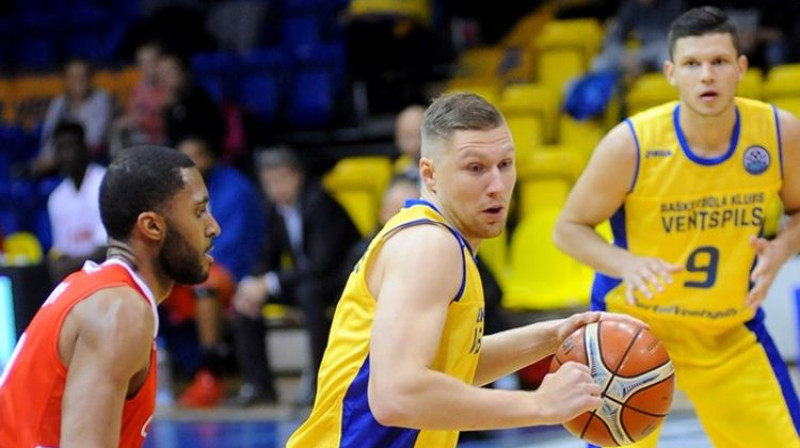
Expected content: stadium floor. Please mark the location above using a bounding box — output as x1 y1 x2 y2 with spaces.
144 387 714 448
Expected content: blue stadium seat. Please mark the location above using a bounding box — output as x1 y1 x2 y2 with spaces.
17 37 57 69
288 69 334 128
239 74 280 124
191 52 241 102
67 33 106 62
281 15 320 49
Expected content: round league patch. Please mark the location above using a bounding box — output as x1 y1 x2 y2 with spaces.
743 145 770 175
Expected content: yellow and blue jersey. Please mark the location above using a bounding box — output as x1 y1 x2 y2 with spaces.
287 199 485 448
591 98 800 447
594 97 783 332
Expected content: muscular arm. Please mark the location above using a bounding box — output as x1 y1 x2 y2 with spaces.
367 225 601 430
59 287 154 448
747 109 800 306
553 122 639 277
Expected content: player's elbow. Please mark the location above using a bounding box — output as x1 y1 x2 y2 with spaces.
552 215 570 253
368 381 416 427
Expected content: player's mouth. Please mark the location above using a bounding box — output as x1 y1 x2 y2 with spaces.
205 245 214 263
483 206 504 219
699 91 718 102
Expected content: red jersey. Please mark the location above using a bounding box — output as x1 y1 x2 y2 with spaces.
0 259 159 448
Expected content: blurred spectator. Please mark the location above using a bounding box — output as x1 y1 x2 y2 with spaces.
34 59 114 175
158 52 224 151
230 147 360 407
392 104 425 183
592 0 687 78
162 135 266 408
111 41 167 158
45 122 107 284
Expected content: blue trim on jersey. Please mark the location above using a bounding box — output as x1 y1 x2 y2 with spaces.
384 217 468 302
745 309 800 433
624 119 641 193
405 198 439 213
591 206 627 311
772 104 785 180
674 104 740 166
340 356 420 448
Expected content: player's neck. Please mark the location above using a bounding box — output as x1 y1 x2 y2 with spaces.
106 240 174 303
678 103 737 157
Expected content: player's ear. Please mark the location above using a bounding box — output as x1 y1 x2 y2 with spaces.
138 212 166 242
737 54 748 80
420 157 436 192
664 59 676 86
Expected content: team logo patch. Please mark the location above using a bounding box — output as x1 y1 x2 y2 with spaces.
743 146 770 175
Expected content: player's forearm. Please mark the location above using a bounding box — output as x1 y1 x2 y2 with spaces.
473 320 561 386
369 370 558 430
553 219 634 278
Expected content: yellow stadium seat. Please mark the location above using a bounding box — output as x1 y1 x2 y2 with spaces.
516 148 583 217
348 0 432 25
454 47 505 81
558 114 605 160
11 75 64 129
3 232 43 266
499 83 559 146
503 208 592 310
535 19 603 91
537 50 586 93
322 156 393 236
764 63 800 100
625 72 677 116
737 68 763 100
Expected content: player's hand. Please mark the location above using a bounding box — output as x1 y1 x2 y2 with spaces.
554 311 647 351
747 235 790 309
536 362 602 424
233 276 268 318
620 256 683 304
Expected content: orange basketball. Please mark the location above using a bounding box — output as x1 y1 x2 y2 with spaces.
549 321 675 446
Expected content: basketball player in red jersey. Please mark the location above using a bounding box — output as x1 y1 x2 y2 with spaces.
0 145 220 448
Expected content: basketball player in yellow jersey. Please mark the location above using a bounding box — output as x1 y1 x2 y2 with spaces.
555 7 800 448
287 93 644 448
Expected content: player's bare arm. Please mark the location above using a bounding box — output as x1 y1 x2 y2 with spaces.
475 311 647 386
747 109 800 308
554 122 682 303
367 224 602 430
60 287 155 448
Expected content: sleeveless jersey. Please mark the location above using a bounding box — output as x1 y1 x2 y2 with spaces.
0 259 159 448
594 98 783 332
287 199 485 448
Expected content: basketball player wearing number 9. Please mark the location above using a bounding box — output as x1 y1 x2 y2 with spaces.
553 7 800 447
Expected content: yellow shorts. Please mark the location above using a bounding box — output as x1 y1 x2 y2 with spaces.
591 306 800 448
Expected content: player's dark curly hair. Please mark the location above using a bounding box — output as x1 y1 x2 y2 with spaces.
100 146 195 241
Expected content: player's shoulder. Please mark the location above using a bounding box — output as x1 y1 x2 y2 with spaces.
382 222 463 259
74 286 155 339
593 120 639 162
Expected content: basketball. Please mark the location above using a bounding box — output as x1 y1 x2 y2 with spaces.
549 321 675 446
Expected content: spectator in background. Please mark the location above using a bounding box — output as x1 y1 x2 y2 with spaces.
46 121 107 285
111 41 167 158
230 147 360 407
392 104 425 183
34 59 114 175
162 135 266 408
592 0 687 79
158 52 224 150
